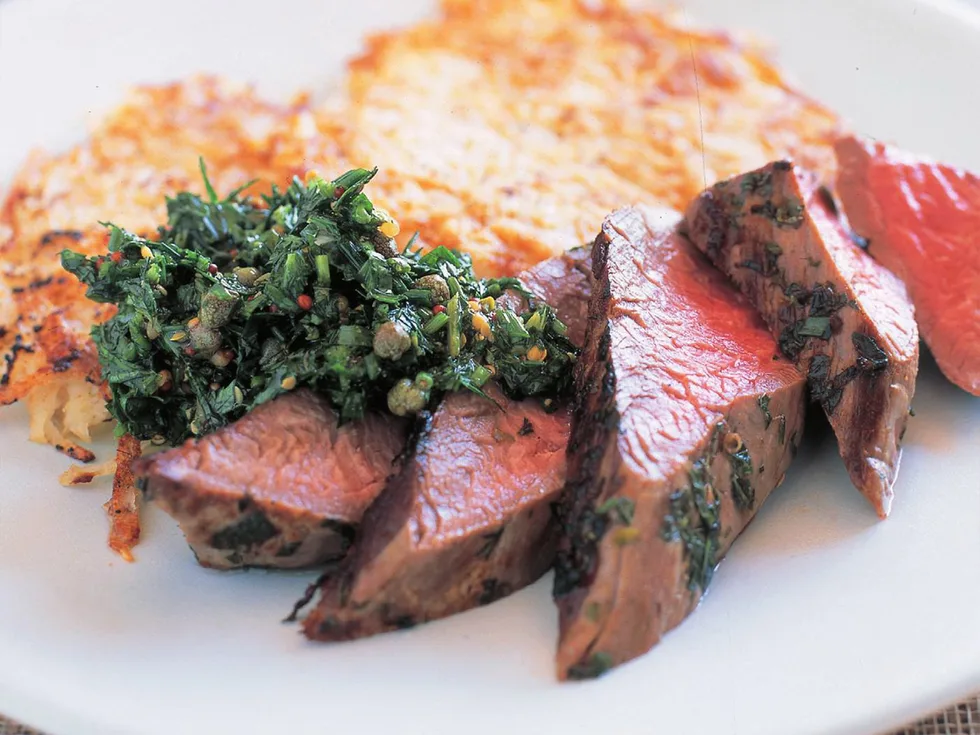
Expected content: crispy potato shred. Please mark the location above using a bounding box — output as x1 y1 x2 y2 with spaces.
0 0 843 556
100 434 142 562
59 455 116 487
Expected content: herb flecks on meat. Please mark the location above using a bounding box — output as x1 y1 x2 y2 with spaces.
62 164 576 444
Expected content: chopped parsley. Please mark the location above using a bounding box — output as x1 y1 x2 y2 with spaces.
661 454 721 593
757 394 772 429
62 164 576 444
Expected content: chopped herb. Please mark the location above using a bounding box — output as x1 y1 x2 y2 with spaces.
807 355 856 414
661 455 721 593
552 335 615 600
567 651 614 680
737 241 784 279
210 511 278 550
63 164 577 443
777 415 787 445
596 496 635 526
763 242 784 277
518 417 535 436
777 283 849 360
757 394 772 428
808 333 887 415
778 321 810 360
797 316 832 338
725 440 755 512
853 332 888 372
784 282 809 305
584 601 602 623
776 198 805 227
740 170 773 198
808 284 849 317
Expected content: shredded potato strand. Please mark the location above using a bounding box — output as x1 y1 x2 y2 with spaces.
105 434 142 562
60 457 116 486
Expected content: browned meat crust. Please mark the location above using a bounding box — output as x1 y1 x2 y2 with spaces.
302 249 593 640
134 391 407 569
554 206 806 679
682 162 919 516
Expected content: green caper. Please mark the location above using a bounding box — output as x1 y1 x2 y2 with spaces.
414 274 451 303
415 371 434 391
373 321 412 360
189 322 221 357
233 266 262 287
199 284 239 328
387 377 428 417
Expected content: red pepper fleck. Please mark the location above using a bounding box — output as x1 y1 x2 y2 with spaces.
183 347 196 357
229 249 239 258
334 186 346 198
110 251 123 264
208 263 218 275
432 304 446 314
297 294 313 311
268 304 279 313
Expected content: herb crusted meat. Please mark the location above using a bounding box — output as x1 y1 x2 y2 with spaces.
134 391 408 569
554 207 806 680
302 249 592 640
682 162 919 517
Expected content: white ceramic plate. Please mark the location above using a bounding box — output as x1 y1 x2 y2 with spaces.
1 1 979 734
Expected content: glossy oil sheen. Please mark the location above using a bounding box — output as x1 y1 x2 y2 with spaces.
0 1 979 734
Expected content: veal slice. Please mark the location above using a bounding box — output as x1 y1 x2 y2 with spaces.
682 161 919 517
554 206 806 679
302 249 593 641
835 135 980 396
134 391 407 569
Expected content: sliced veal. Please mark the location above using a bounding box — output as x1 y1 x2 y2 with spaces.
554 206 805 679
134 391 407 569
302 249 593 641
835 135 980 396
682 162 918 517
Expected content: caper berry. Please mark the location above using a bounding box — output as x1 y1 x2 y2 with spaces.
414 274 451 303
387 377 429 417
373 321 412 360
199 285 239 328
233 266 261 287
188 322 221 357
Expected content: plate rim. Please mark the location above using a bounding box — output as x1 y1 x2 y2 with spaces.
1 0 979 733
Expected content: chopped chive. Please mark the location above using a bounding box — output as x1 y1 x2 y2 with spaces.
423 312 449 335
